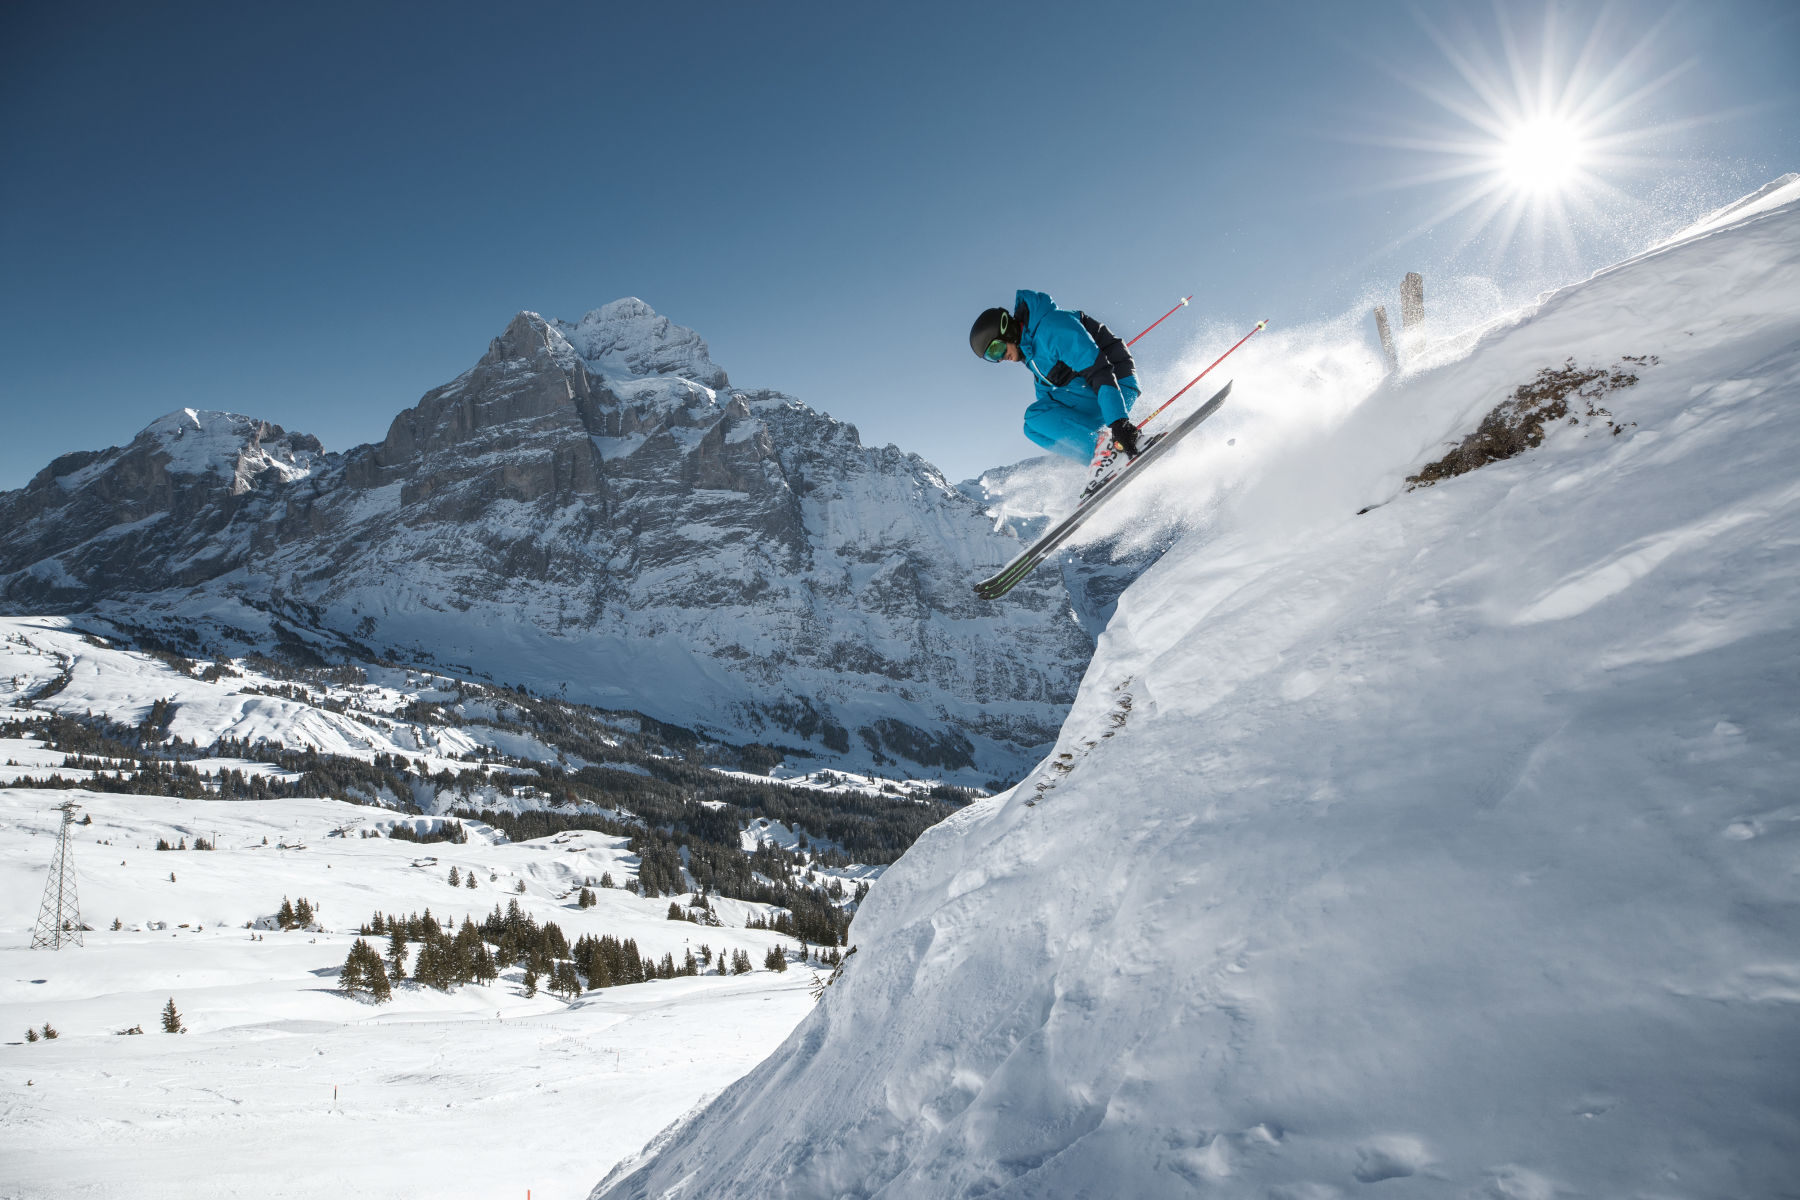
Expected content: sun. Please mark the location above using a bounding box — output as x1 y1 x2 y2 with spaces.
1348 4 1696 271
1497 116 1587 196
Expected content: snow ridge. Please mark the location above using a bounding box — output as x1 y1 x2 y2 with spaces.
553 298 730 388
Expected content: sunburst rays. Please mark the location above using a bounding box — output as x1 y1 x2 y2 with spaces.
1349 3 1705 275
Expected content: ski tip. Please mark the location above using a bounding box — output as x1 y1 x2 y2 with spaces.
1255 319 1269 330
1180 295 1191 306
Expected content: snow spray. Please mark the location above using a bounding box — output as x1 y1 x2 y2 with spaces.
1134 319 1269 432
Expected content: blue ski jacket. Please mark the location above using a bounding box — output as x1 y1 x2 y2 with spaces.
1015 288 1134 427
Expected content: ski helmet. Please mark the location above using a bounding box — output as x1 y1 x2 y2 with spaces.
970 307 1015 361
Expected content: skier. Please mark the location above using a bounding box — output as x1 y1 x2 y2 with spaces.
969 289 1151 493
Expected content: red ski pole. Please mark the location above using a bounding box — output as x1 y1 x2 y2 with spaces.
1126 295 1193 347
1134 319 1268 431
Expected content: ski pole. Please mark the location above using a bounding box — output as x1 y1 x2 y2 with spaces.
1126 295 1193 347
1134 319 1268 431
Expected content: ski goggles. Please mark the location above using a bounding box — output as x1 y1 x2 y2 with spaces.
980 310 1015 361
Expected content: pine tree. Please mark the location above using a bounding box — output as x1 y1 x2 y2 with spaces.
448 865 461 887
41 1023 58 1040
294 897 315 928
551 960 582 999
386 927 408 981
161 997 184 1033
764 945 788 973
732 949 753 975
278 897 296 929
413 941 446 990
523 964 539 997
340 939 392 1001
465 871 478 889
448 920 480 986
339 941 366 992
368 945 393 999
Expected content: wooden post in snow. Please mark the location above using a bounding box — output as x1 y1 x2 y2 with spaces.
1400 272 1425 330
1372 305 1398 373
1399 272 1425 362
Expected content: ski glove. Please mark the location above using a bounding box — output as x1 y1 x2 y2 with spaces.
1109 418 1143 458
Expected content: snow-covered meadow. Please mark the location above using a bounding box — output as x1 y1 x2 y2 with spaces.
0 789 819 1200
1 615 558 791
0 618 892 1199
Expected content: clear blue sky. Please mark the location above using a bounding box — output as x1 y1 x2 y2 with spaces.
2 0 1794 488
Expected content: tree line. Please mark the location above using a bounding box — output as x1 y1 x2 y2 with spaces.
340 897 798 1004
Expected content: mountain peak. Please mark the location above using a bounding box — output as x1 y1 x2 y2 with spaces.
133 409 323 492
481 311 576 368
552 298 729 389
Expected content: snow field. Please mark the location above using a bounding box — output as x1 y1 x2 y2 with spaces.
0 617 510 786
0 789 824 1199
594 185 1800 1196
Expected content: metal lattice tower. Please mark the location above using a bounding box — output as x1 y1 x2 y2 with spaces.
31 800 84 950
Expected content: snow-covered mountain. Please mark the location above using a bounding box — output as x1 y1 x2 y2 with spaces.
594 181 1800 1197
0 300 1090 785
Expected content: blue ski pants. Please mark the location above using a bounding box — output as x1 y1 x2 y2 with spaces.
1023 375 1140 461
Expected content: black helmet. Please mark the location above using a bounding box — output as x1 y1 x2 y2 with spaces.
970 307 1015 361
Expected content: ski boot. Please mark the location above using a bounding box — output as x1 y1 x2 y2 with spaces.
1079 421 1164 500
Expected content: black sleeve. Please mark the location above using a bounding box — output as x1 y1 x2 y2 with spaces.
1077 313 1136 392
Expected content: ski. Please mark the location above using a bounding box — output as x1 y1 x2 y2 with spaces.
973 381 1233 600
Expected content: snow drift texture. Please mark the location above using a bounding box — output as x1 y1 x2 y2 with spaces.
595 181 1800 1196
0 300 1091 784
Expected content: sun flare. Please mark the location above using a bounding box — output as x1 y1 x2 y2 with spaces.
1497 117 1587 195
1353 5 1696 271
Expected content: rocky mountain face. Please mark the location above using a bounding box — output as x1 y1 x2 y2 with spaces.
0 300 1091 784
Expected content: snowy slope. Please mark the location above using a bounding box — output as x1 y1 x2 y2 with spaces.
0 789 827 1200
2 617 491 778
594 185 1800 1197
